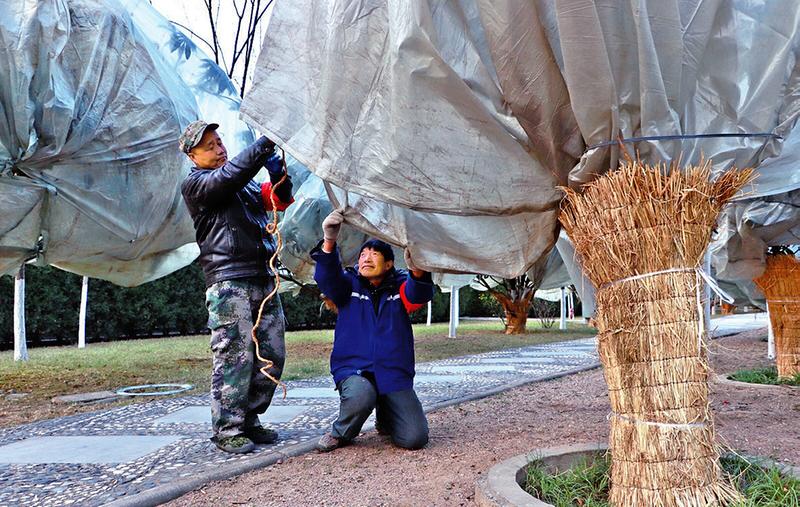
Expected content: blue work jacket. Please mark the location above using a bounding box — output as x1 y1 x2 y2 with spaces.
311 243 434 393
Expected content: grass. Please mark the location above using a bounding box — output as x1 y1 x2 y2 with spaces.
524 453 800 507
728 367 800 386
525 455 610 507
0 321 594 427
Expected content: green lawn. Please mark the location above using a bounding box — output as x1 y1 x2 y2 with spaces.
728 366 800 386
0 321 595 427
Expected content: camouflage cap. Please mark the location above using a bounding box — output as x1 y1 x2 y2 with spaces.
179 120 219 153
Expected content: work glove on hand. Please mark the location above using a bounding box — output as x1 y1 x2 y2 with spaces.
265 152 284 177
258 135 276 153
404 248 418 272
264 152 293 203
322 210 344 242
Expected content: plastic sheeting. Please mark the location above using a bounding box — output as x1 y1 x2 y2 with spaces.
0 0 253 286
242 0 800 285
278 161 480 290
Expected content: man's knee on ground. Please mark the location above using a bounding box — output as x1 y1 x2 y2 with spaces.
391 426 429 450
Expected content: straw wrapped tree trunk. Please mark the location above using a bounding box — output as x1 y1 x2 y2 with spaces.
753 252 800 378
560 159 751 506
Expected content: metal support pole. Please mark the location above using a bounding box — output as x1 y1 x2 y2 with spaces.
448 286 457 338
426 300 432 326
767 303 776 360
567 289 574 319
14 265 28 362
454 288 460 328
559 287 567 330
78 276 89 348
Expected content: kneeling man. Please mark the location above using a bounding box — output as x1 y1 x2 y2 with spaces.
311 210 434 452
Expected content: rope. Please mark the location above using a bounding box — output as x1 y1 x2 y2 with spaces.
599 267 734 358
251 148 289 399
601 267 726 432
609 412 708 429
587 132 780 150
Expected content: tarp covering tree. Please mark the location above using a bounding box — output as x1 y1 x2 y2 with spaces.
241 0 800 283
0 0 255 286
242 1 800 505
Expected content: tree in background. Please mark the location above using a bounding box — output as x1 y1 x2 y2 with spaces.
475 256 549 334
165 0 274 96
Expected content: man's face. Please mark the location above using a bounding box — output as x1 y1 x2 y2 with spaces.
358 248 393 284
188 129 227 169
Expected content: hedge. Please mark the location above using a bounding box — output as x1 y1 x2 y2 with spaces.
0 264 503 350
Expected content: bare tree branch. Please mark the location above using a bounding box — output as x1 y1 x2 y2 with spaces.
204 0 222 66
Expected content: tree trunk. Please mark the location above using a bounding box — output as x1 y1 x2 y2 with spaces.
503 300 529 334
489 290 532 334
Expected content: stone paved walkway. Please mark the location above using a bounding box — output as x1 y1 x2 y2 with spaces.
0 314 766 507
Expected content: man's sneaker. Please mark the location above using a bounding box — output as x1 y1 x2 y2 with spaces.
316 432 342 453
245 426 279 445
214 435 255 454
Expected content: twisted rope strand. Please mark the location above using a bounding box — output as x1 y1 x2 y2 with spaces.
251 148 289 399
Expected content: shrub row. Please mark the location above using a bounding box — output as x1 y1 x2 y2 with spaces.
0 264 507 349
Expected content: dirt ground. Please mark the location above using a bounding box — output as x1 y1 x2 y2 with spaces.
168 328 799 507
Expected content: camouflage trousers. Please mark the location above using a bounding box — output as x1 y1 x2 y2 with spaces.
206 278 286 439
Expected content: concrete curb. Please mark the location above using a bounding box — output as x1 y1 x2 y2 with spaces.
712 373 799 391
474 443 800 507
103 438 320 507
103 362 601 506
475 443 607 507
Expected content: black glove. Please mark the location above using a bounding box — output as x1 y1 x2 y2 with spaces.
265 152 293 203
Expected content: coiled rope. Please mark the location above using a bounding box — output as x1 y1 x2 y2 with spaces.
251 147 289 399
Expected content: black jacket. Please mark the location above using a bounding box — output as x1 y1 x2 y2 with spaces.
181 136 293 287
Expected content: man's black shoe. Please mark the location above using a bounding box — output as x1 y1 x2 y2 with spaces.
245 426 279 445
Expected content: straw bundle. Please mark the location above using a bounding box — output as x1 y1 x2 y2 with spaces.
560 158 752 506
754 253 800 378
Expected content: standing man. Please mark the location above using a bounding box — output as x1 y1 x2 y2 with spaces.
179 121 294 454
311 210 434 452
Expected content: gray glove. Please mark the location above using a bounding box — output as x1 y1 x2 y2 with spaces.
404 248 418 272
322 210 344 242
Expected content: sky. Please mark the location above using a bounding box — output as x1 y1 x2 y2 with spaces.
150 0 275 94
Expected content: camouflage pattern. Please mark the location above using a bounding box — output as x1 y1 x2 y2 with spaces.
206 278 286 439
179 120 219 153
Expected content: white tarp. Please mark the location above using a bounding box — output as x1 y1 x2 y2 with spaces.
0 0 253 286
242 0 800 289
278 161 479 290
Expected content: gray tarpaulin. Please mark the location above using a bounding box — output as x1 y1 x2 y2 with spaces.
278 161 479 290
0 0 253 286
242 0 800 294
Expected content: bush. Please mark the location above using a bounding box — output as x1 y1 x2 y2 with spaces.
0 268 504 350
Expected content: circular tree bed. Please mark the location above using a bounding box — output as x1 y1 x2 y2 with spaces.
477 444 800 507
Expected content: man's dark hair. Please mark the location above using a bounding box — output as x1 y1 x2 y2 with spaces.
359 239 394 262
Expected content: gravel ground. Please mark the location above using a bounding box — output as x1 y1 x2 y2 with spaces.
167 328 798 507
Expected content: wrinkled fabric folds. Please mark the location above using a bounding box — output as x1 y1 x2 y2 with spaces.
0 0 253 285
241 0 800 291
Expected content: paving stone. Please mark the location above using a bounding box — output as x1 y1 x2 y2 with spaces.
17 321 758 507
154 405 309 424
480 357 563 364
0 436 184 464
429 364 517 373
281 387 339 399
52 392 120 404
414 374 465 384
